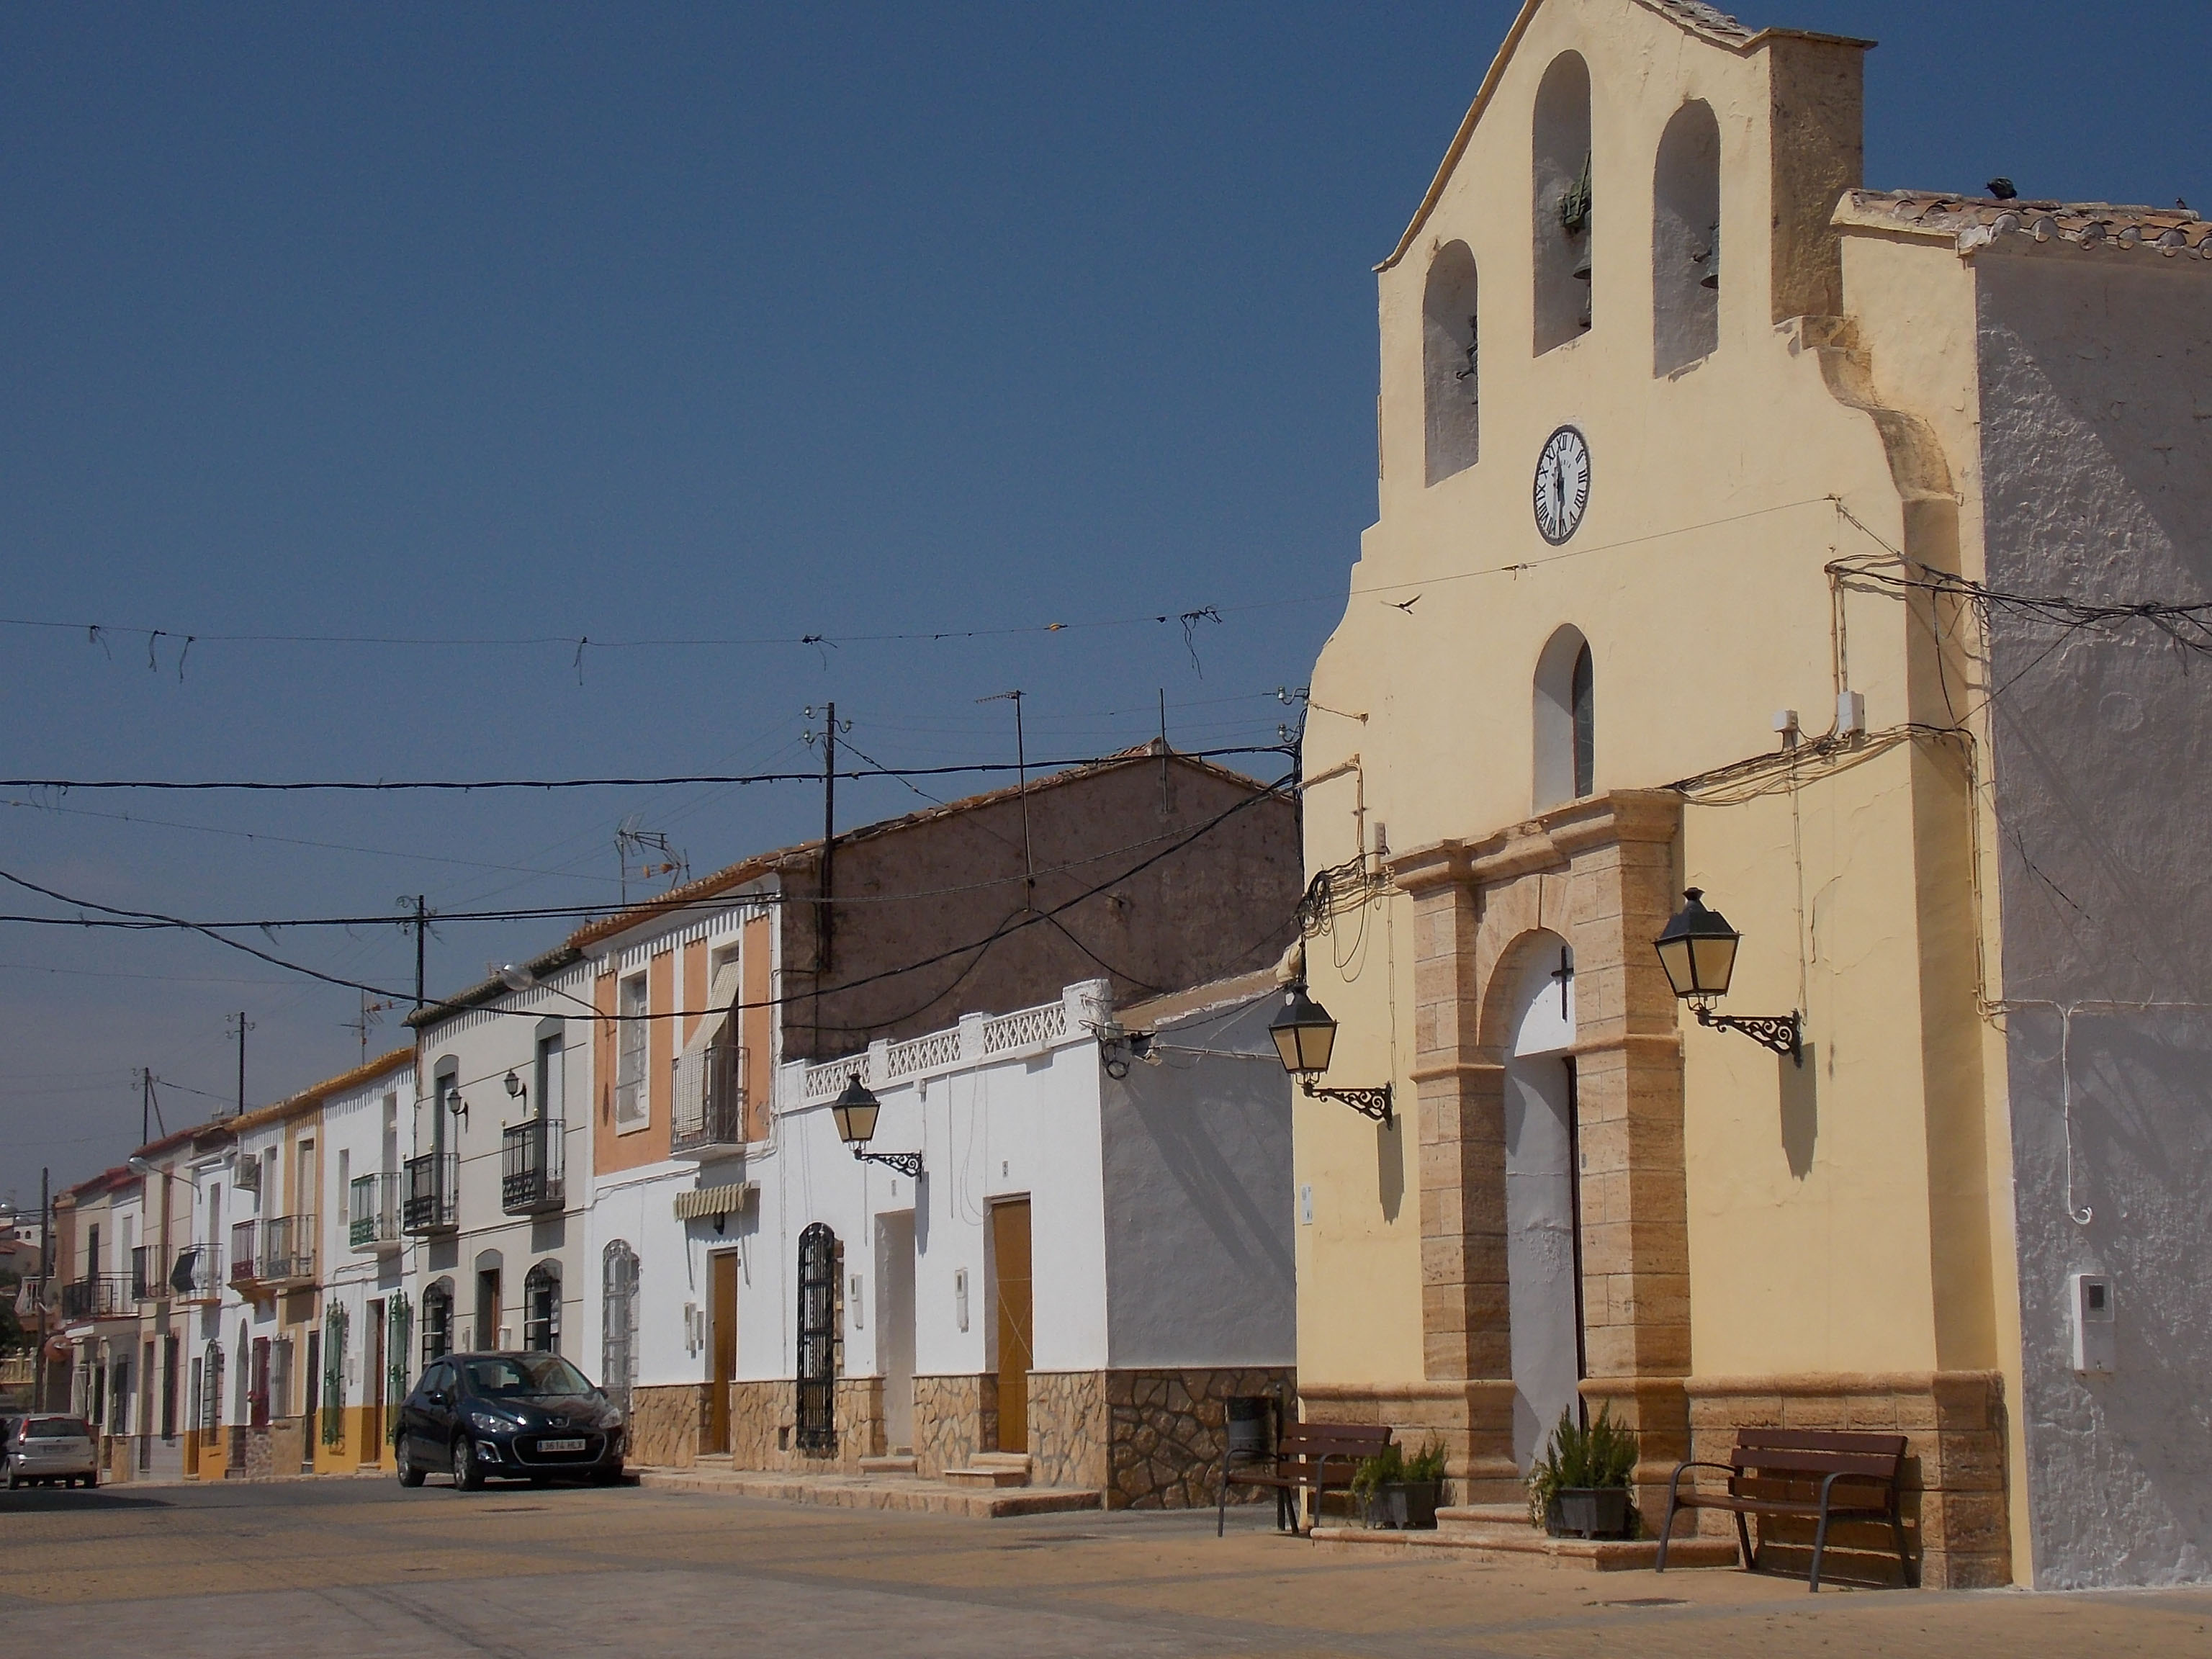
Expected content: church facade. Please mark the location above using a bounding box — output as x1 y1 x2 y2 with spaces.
1293 0 2212 1590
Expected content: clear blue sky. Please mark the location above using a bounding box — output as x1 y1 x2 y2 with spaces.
4 1 2205 1197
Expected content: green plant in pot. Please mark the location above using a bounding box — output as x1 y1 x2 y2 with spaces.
1353 1437 1449 1530
1526 1407 1640 1539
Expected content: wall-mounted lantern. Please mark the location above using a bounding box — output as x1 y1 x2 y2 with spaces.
1268 983 1393 1125
1653 888 1802 1066
830 1074 922 1178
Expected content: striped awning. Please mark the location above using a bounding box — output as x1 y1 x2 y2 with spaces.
673 1182 755 1222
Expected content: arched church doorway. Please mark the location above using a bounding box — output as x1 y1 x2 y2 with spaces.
1501 932 1586 1470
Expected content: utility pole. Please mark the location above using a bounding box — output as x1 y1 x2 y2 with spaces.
979 690 1035 904
413 895 427 1012
35 1166 49 1411
141 1069 151 1147
228 1012 254 1117
821 700 837 976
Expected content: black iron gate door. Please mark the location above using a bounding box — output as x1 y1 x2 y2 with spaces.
795 1223 837 1450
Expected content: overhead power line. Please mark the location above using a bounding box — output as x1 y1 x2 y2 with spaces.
0 744 1291 793
0 769 1298 1027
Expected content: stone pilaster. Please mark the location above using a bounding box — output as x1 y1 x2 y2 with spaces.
1394 852 1511 1387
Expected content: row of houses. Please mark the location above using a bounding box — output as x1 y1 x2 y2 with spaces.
17 0 2211 1596
31 749 1305 1503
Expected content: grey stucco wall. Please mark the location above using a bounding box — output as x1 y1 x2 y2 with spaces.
1977 247 2212 1588
1100 995 1297 1370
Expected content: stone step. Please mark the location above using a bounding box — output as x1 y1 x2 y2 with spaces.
634 1465 1097 1520
966 1452 1033 1473
1312 1525 1744 1573
944 1464 1030 1489
1437 1503 1534 1540
857 1455 918 1477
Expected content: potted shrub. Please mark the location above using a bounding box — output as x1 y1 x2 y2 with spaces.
1526 1406 1640 1539
1354 1437 1449 1530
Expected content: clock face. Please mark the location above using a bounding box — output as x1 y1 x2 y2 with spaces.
1533 425 1591 546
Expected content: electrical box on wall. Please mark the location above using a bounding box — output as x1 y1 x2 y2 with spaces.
2070 1272 2115 1373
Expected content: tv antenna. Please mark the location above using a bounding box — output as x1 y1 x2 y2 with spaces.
343 992 398 1066
616 816 689 907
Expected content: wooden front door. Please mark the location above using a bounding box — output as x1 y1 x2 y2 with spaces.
989 1199 1033 1454
707 1253 738 1455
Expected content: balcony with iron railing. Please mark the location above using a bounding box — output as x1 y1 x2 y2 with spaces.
671 1043 748 1159
230 1218 260 1285
130 1245 163 1304
169 1246 220 1302
258 1213 316 1286
60 1274 132 1322
501 1118 566 1215
349 1171 403 1251
403 1151 458 1235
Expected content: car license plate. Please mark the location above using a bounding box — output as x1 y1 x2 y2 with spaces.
539 1437 585 1453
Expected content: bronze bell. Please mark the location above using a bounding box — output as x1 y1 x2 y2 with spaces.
1699 220 1719 290
1570 237 1593 283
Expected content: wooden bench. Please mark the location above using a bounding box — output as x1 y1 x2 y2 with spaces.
1657 1428 1916 1591
1218 1421 1394 1537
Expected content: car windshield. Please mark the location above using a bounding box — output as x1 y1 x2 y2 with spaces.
463 1355 595 1398
27 1419 91 1439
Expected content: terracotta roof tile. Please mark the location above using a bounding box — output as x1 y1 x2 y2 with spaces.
1840 189 2212 258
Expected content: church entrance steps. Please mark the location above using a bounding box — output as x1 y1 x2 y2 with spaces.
1310 1521 1741 1572
634 1462 1096 1519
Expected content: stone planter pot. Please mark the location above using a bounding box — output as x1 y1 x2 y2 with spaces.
1548 1486 1632 1539
1363 1480 1442 1530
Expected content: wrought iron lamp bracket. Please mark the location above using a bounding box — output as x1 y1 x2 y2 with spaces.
852 1148 923 1179
1694 1002 1803 1067
1300 1077 1394 1126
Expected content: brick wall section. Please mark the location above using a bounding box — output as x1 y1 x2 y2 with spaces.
1685 1370 2010 1588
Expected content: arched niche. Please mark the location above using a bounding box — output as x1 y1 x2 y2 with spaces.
1423 241 1480 484
1533 624 1595 810
1532 53 1593 354
1653 100 1722 374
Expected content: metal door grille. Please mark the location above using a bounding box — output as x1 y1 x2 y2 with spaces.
795 1223 838 1451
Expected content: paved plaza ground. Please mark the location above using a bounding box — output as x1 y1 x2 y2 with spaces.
2 1477 2208 1658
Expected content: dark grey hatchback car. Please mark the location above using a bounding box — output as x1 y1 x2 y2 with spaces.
396 1352 626 1490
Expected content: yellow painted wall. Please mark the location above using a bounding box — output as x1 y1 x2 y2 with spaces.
1295 0 2013 1416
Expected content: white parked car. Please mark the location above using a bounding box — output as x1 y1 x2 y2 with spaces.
4 1415 99 1488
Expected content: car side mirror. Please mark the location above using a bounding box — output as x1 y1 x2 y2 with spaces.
424 1390 446 1406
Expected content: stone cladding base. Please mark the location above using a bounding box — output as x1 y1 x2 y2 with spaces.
1023 1367 1298 1509
628 1383 708 1469
725 1377 886 1474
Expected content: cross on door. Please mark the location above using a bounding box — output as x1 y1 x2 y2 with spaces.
1550 946 1574 1017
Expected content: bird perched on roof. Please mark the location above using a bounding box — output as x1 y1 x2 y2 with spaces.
1987 177 2019 202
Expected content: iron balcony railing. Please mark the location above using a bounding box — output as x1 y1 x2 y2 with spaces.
230 1218 260 1284
403 1151 459 1235
258 1213 316 1285
60 1274 132 1321
168 1246 220 1301
130 1246 163 1303
671 1043 748 1159
501 1119 566 1215
349 1171 403 1250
